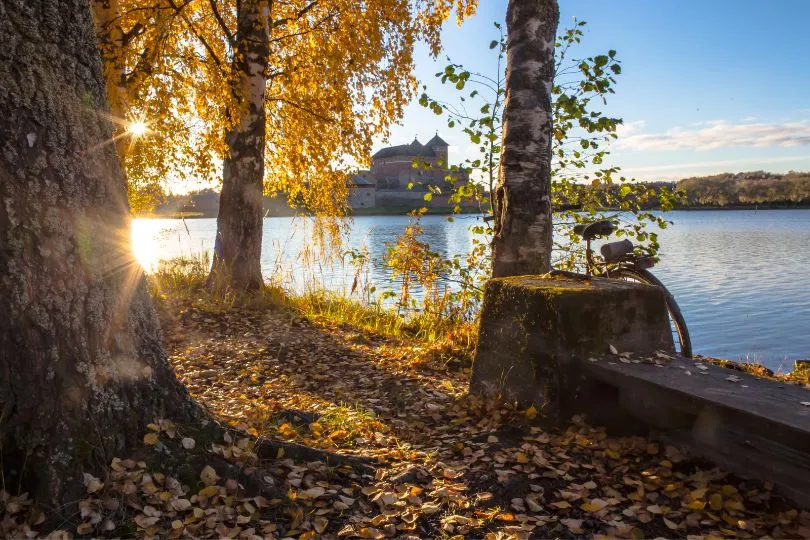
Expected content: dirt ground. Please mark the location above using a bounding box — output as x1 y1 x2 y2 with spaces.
143 294 810 540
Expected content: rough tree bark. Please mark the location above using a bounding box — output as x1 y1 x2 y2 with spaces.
0 0 196 510
209 0 270 291
492 0 559 277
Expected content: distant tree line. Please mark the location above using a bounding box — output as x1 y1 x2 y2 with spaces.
675 171 810 207
150 188 297 218
562 171 810 210
146 170 810 217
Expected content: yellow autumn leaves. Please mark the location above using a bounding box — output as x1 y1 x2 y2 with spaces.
274 405 389 448
96 278 807 539
142 418 179 446
92 0 479 217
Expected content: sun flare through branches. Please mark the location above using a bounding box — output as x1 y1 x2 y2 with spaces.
127 120 148 138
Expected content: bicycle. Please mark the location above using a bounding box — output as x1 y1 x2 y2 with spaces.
571 218 692 358
484 209 692 356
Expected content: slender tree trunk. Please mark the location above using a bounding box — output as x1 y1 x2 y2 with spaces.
0 0 195 511
209 0 270 291
491 0 559 277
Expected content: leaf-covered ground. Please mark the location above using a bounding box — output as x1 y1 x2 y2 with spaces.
4 295 809 539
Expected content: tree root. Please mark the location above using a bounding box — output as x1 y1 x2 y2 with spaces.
135 433 279 501
253 438 379 473
135 416 378 497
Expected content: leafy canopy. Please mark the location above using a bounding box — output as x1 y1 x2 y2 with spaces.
418 20 682 276
93 0 478 215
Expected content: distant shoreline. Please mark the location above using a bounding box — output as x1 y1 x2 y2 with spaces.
672 204 810 211
138 207 486 219
138 204 810 219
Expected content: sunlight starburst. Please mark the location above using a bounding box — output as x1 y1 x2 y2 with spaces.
128 121 148 138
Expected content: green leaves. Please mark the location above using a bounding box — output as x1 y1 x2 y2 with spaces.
413 18 669 273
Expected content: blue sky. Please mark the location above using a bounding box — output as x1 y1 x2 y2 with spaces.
381 0 810 181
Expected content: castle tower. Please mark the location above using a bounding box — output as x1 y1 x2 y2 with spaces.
426 133 449 169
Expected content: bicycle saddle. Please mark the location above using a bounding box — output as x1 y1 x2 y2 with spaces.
573 220 614 240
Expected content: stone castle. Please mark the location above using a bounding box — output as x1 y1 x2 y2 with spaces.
348 134 471 209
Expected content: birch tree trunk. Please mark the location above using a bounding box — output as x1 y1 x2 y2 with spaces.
491 0 559 277
209 0 270 291
0 0 195 510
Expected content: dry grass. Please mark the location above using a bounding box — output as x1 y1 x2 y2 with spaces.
149 256 809 382
148 255 479 369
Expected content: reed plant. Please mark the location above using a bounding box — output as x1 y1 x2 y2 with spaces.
148 247 479 368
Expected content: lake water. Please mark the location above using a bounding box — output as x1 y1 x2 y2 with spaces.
132 210 810 371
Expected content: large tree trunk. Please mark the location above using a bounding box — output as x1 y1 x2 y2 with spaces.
491 0 559 277
0 0 195 511
209 0 270 291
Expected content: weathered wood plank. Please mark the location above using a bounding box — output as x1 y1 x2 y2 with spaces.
583 355 810 507
583 355 810 435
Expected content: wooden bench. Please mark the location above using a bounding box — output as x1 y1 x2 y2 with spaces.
582 354 810 507
470 274 810 508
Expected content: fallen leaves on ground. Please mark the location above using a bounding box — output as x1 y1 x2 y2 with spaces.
3 295 809 538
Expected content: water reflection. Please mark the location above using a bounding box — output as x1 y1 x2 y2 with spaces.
651 211 810 370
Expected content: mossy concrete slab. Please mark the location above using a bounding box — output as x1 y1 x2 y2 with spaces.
470 273 674 414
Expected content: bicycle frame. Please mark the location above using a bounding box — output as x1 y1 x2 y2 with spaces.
584 238 596 277
575 221 692 358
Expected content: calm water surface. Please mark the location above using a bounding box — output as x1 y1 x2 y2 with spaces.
132 210 810 370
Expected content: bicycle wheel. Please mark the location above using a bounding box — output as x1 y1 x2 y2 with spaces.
611 267 693 358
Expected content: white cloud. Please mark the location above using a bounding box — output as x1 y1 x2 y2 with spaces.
620 155 810 181
622 155 810 174
615 119 646 137
617 120 810 151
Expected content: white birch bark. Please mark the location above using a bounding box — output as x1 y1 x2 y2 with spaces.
492 0 560 277
210 0 270 291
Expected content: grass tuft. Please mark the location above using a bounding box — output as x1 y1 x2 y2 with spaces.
148 254 286 313
148 256 479 369
148 256 810 383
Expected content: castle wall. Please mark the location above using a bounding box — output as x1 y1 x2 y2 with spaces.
348 185 375 208
366 137 470 199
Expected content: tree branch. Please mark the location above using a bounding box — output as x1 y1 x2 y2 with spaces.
268 97 335 124
270 9 337 44
167 0 224 69
272 0 318 29
209 0 235 46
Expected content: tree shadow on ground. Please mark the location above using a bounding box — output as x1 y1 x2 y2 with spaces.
160 301 465 455
155 299 806 539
